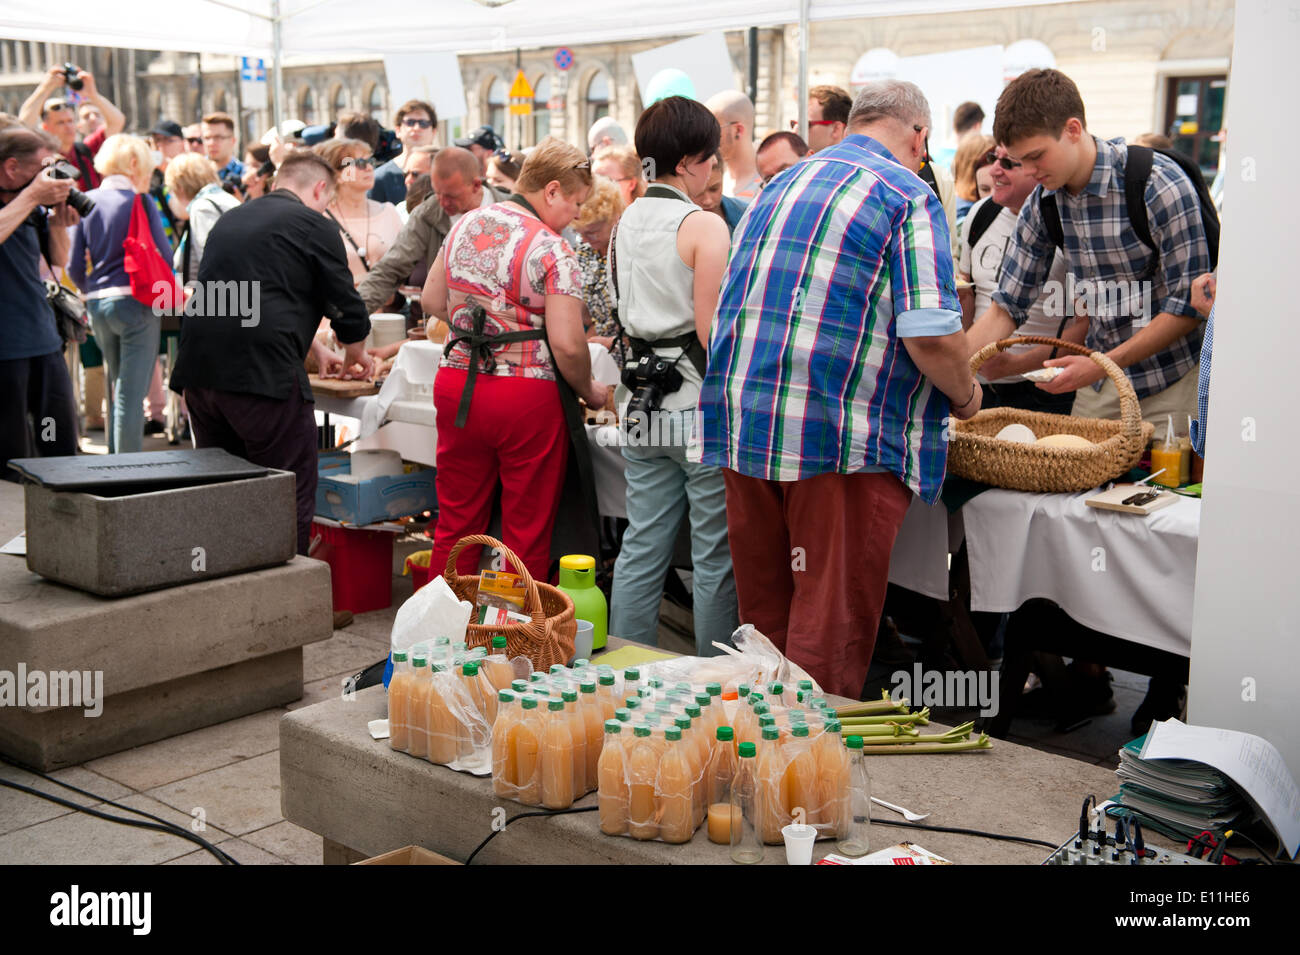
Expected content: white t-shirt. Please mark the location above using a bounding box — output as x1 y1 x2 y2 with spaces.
449 188 495 228
959 196 1068 384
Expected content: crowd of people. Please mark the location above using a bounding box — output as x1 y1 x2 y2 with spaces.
1 59 1218 723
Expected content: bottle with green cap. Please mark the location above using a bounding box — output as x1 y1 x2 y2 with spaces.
627 724 658 840
515 695 542 805
558 689 586 796
730 741 763 863
797 679 814 703
578 680 604 793
816 717 852 840
483 636 513 691
623 668 641 698
598 719 628 835
767 682 785 706
658 726 694 843
556 554 607 650
786 722 819 826
597 671 618 720
408 651 432 759
756 725 788 843
511 679 529 694
705 726 739 845
492 690 518 798
614 706 631 723
388 649 412 752
838 735 870 857
541 698 576 809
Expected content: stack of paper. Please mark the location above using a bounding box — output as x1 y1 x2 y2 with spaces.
1115 740 1245 838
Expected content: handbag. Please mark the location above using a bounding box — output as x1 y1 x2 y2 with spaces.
44 278 90 345
123 194 182 312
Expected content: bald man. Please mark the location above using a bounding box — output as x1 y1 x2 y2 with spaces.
705 90 761 200
358 145 504 312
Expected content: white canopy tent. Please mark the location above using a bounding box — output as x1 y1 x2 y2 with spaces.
2 0 1082 129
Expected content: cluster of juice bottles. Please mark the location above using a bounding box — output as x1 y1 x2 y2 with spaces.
388 635 517 765
489 661 625 809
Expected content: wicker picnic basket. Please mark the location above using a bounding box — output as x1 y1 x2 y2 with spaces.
947 336 1155 493
443 534 576 671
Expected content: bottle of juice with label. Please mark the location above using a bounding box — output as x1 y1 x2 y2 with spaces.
559 689 586 796
579 681 604 793
514 696 542 805
816 718 851 839
492 691 518 798
541 699 576 810
657 727 695 844
730 741 764 863
757 725 790 844
407 652 431 759
784 723 818 826
597 719 628 836
706 726 739 844
388 649 411 752
627 724 660 840
597 672 618 721
838 735 871 856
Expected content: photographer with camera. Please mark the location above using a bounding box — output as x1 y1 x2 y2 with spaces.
0 126 81 477
19 65 125 192
606 96 738 657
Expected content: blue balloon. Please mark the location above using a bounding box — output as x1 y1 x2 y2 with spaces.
644 69 697 105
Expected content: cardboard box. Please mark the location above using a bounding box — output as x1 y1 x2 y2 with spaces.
354 845 461 865
315 456 437 526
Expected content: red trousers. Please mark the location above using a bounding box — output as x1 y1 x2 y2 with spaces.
722 469 913 699
431 369 569 582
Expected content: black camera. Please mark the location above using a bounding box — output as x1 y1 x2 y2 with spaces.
621 353 683 424
45 160 95 216
62 63 83 91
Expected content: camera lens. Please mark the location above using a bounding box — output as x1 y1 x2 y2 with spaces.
64 188 95 217
63 64 83 91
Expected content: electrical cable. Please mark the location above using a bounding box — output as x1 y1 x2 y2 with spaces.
465 806 598 865
868 815 1061 850
0 756 239 865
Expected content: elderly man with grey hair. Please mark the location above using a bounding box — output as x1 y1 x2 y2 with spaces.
705 89 761 199
695 79 980 699
587 116 628 153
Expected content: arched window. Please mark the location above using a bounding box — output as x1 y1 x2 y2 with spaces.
299 87 316 125
368 83 386 116
212 88 227 113
332 84 348 119
533 75 551 144
586 69 610 129
487 76 507 134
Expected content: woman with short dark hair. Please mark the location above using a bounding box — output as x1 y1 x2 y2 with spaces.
608 96 738 656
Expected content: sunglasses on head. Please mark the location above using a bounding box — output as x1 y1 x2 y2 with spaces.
984 150 1022 170
402 118 433 129
572 160 591 172
340 156 376 170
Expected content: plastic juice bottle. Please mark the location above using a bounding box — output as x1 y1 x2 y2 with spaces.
767 682 785 707
597 672 618 721
737 683 750 704
556 554 608 650
623 668 641 699
580 681 605 793
514 696 542 806
784 723 818 826
388 649 411 752
407 652 432 759
492 691 518 797
614 707 631 724
1150 416 1184 488
757 725 790 844
838 735 871 856
460 661 494 725
816 718 851 839
597 719 628 836
484 636 514 691
657 727 695 844
541 699 576 810
627 725 660 840
428 669 462 765
561 689 586 796
706 726 739 844
797 679 814 704
730 742 764 863
673 715 702 827
694 693 717 739
511 679 529 695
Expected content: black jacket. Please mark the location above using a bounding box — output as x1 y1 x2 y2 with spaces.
171 189 370 402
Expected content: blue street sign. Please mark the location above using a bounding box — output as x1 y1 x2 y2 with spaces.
239 57 267 83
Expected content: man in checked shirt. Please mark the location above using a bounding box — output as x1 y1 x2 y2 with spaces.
968 69 1211 424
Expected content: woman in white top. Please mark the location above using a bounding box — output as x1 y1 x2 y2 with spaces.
315 138 403 286
608 96 738 656
165 152 240 284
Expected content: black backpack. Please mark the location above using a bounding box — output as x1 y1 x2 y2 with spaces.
1038 145 1220 280
964 198 1005 249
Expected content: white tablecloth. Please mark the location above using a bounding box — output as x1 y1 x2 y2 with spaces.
961 489 1199 658
887 498 964 601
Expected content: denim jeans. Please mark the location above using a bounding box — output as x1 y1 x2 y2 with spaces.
87 295 161 454
610 410 738 656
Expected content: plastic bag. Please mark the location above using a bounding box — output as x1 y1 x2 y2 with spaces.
390 572 472 655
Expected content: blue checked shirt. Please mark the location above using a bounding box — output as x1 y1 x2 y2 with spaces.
1190 303 1213 457
696 134 961 504
992 136 1210 399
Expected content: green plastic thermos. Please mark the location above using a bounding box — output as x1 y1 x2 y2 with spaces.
557 554 608 650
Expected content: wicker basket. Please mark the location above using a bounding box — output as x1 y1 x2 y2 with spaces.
947 336 1155 493
443 534 576 671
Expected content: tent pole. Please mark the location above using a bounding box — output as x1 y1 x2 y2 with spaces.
798 0 809 141
271 0 284 131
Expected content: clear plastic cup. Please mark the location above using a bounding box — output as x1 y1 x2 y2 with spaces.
782 823 817 866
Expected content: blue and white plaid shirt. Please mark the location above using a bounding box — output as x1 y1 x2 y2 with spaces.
1190 303 1213 457
993 136 1211 400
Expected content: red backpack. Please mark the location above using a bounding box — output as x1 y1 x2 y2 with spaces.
123 195 182 312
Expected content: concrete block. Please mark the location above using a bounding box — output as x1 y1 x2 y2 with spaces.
23 471 296 596
0 649 303 772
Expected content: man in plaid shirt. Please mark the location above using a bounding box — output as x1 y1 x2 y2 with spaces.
968 69 1211 423
696 80 981 698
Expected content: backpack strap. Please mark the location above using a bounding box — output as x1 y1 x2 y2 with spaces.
965 199 1003 250
627 331 707 379
1123 145 1159 281
1038 191 1065 253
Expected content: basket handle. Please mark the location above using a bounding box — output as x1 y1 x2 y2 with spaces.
969 335 1144 443
443 534 547 626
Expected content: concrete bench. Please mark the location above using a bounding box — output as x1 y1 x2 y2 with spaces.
0 481 332 770
281 680 1136 865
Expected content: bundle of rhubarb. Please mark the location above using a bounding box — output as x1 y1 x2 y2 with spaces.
834 692 993 755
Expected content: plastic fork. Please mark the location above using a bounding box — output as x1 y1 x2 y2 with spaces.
871 796 930 821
